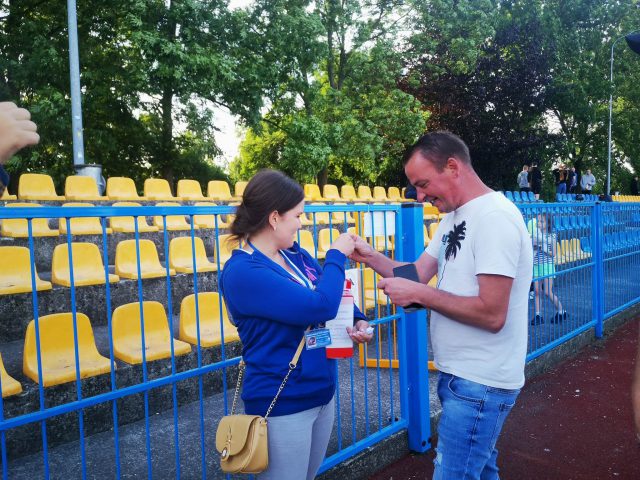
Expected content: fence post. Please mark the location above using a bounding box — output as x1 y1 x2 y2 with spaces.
592 202 604 338
400 203 431 452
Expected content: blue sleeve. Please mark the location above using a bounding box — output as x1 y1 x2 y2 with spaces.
299 248 366 324
222 249 347 327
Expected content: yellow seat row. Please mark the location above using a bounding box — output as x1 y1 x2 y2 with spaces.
304 184 412 203
6 173 415 205
612 195 640 202
0 236 238 295
6 173 249 203
0 202 235 237
11 293 238 392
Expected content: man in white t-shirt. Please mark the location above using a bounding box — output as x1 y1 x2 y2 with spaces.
350 131 533 480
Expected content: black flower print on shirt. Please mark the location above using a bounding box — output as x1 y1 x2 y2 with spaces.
445 221 466 261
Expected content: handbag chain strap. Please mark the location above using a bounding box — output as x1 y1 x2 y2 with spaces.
230 335 307 419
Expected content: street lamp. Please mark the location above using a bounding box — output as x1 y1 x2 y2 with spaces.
607 30 640 196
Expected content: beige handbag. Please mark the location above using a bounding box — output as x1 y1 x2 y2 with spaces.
215 336 306 474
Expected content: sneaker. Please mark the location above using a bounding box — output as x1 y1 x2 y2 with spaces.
552 311 567 324
530 314 544 326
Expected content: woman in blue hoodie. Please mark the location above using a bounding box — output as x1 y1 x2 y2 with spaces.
219 170 372 480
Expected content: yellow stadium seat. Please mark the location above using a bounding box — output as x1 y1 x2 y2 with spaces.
51 242 119 287
18 173 65 201
423 224 430 247
323 184 341 202
361 268 390 309
192 202 229 229
331 203 356 225
388 187 411 202
1 189 17 200
1 203 59 237
304 184 325 201
297 230 325 260
153 202 197 231
179 292 239 347
570 238 591 260
307 203 330 225
0 353 22 398
0 246 52 295
214 234 239 266
115 239 175 279
318 228 341 253
207 180 233 201
423 204 440 220
357 186 375 202
169 236 217 273
110 202 159 233
59 203 112 235
341 185 358 201
373 186 391 202
65 176 107 201
144 178 176 201
428 222 439 242
177 179 205 200
112 301 191 364
234 181 248 199
106 177 142 201
23 312 112 387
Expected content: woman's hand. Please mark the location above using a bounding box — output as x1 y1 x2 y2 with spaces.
330 233 355 256
347 320 374 344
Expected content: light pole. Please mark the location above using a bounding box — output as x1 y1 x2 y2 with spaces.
607 30 640 196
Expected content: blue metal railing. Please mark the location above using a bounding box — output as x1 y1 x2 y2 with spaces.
0 202 413 478
0 199 639 477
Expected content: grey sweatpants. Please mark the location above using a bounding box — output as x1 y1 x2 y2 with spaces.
258 396 335 480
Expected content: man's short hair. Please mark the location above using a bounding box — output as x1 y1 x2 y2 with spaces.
402 131 471 171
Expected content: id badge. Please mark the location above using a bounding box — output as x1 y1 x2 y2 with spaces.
305 328 332 350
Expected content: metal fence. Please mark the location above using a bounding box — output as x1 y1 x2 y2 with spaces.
0 200 638 478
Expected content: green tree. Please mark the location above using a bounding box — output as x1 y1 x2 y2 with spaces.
232 0 427 188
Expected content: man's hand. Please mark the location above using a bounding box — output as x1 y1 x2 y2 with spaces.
377 277 426 307
0 102 39 165
348 234 376 264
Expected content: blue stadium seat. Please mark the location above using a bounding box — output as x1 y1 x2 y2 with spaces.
513 191 522 202
580 236 592 253
504 191 515 202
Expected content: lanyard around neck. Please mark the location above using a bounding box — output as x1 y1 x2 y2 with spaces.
248 240 312 289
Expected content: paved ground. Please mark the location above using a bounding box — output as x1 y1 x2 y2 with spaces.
370 318 640 480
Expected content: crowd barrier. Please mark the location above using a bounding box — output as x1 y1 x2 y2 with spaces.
0 200 638 478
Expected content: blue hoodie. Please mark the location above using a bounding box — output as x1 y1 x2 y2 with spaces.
219 241 366 417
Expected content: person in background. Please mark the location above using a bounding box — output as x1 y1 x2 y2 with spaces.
0 101 40 196
350 131 533 480
219 169 373 480
556 167 567 195
528 163 543 200
580 169 596 194
568 167 578 194
517 165 530 193
527 214 566 325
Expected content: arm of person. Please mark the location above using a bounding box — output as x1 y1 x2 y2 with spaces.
377 210 523 333
349 234 404 277
377 274 513 333
0 102 39 164
221 249 348 327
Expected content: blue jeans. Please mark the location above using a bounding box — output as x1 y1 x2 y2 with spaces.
433 373 520 480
